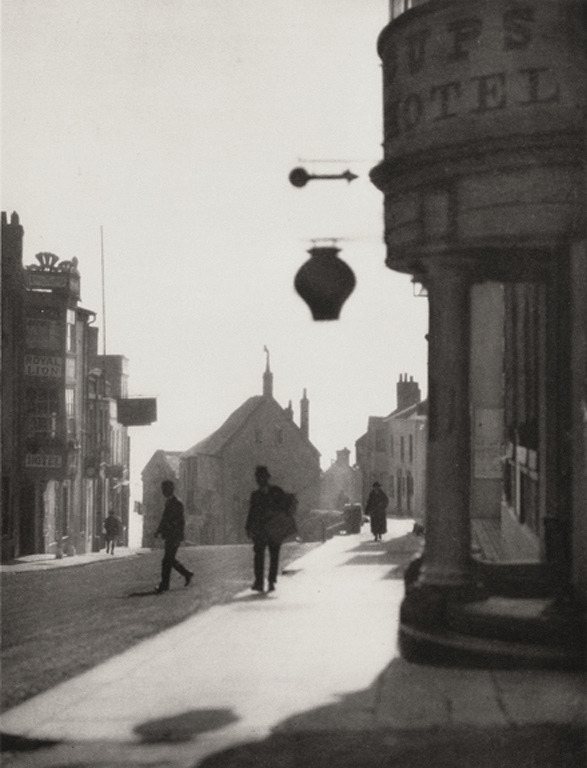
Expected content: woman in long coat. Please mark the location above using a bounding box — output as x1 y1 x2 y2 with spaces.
365 482 389 541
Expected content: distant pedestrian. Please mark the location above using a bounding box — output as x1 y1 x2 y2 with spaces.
245 466 295 593
154 480 193 593
104 510 121 555
365 482 388 541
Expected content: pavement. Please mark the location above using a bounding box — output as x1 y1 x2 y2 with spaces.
0 519 585 767
0 547 141 573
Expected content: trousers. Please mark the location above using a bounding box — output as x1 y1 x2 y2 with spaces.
253 535 281 586
160 540 190 590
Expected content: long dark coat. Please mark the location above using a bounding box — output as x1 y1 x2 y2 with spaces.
366 487 388 535
155 495 185 544
245 484 287 540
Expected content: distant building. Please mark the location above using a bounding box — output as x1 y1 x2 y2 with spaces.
320 448 362 510
356 375 427 522
180 354 321 544
87 348 131 548
1 211 132 560
141 450 182 547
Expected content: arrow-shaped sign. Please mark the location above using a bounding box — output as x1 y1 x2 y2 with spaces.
289 167 358 188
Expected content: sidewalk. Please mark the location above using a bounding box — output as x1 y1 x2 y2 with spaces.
1 520 584 767
0 547 141 573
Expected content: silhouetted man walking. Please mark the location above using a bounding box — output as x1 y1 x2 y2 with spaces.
154 480 193 593
246 466 291 593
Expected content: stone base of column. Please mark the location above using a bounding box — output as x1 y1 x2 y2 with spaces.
398 580 585 670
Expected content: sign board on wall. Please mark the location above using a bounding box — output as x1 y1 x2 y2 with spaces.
25 454 63 469
24 354 63 378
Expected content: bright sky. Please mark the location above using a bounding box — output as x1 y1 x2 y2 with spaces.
2 0 428 506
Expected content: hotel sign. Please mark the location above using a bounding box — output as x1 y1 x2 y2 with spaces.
24 354 63 378
379 2 584 157
25 454 63 469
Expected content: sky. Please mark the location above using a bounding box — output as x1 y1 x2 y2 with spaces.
2 0 429 509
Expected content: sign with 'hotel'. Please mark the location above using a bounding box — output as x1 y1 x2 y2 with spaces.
24 354 63 378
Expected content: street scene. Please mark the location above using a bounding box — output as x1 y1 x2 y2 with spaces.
1 520 583 767
2 1 586 767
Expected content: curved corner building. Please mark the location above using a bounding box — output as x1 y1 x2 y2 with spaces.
370 0 586 668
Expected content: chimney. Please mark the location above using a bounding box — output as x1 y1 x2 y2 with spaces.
284 400 294 420
336 448 350 466
397 373 421 412
262 348 273 398
1 211 24 280
300 388 309 440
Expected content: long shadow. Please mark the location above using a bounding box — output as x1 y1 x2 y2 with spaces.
134 708 238 744
196 657 585 768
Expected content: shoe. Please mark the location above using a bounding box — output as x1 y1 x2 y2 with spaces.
268 582 275 592
154 586 169 594
251 582 263 592
185 572 193 587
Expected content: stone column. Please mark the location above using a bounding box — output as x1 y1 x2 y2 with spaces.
419 267 472 588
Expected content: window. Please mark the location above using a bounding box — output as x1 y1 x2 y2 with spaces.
389 0 430 20
66 309 76 353
255 429 262 444
409 434 414 463
26 307 61 350
390 435 394 457
65 387 76 436
275 427 283 445
400 436 405 461
376 429 386 452
26 387 59 438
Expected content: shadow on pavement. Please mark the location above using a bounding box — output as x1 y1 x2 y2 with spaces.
197 724 585 768
135 708 238 744
0 733 59 753
195 652 584 768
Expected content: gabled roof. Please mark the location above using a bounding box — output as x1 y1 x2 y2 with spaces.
182 396 266 458
142 449 183 477
182 395 321 459
384 398 428 422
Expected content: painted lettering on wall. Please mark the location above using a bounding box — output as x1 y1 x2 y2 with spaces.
25 454 63 469
383 5 562 140
24 354 63 378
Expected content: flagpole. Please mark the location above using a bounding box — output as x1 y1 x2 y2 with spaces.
100 225 107 356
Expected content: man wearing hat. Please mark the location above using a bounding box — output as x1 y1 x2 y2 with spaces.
245 466 289 592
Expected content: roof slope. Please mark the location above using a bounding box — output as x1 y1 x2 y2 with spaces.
182 396 265 458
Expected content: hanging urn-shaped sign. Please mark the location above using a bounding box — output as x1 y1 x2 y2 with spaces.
294 246 356 320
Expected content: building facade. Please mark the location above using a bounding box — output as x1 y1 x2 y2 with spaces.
141 450 182 547
179 359 321 545
370 0 586 666
320 448 362 511
356 375 427 522
1 212 132 559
